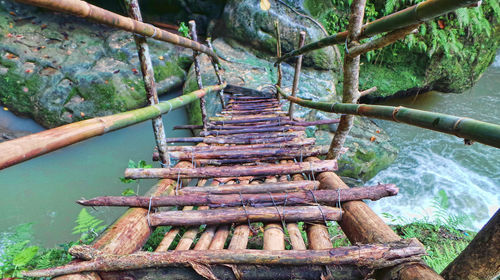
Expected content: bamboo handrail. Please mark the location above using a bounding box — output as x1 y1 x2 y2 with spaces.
275 0 479 64
277 87 500 149
16 0 219 63
0 83 226 170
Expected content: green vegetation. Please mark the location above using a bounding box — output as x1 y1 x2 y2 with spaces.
315 0 500 96
153 61 185 82
0 210 106 278
177 22 190 38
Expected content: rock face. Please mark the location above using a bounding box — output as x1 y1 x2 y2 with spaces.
183 38 398 181
0 1 192 128
220 0 339 70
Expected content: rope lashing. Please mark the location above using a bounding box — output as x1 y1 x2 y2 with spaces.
240 192 258 235
337 189 342 220
146 195 153 227
308 189 329 227
392 106 402 122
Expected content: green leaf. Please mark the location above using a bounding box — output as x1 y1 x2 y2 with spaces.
13 246 38 266
122 188 135 196
72 208 105 235
128 159 136 168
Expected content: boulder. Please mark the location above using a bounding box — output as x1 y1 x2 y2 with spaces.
0 1 192 128
220 0 340 70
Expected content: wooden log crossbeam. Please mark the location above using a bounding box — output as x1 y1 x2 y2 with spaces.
164 139 315 152
200 126 305 136
179 180 319 194
165 135 301 145
24 239 425 278
151 205 342 226
125 159 337 179
78 184 398 208
167 146 329 160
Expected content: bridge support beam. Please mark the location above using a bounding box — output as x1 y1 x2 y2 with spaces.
309 157 444 279
124 0 170 167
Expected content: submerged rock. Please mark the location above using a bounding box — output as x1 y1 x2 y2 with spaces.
0 1 192 128
183 38 398 181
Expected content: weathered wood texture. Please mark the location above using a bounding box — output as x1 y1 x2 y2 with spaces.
125 160 337 179
150 206 342 226
440 208 500 280
288 31 306 120
189 20 207 130
179 180 319 194
124 0 169 166
78 184 398 208
311 157 443 279
25 239 425 278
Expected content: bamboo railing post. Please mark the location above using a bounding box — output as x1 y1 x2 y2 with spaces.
206 39 226 108
327 0 365 160
188 20 207 131
124 0 169 166
288 31 306 120
274 21 282 101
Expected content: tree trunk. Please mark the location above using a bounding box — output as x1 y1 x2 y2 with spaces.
327 0 365 160
440 208 500 280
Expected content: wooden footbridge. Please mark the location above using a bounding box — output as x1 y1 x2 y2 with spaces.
3 0 500 279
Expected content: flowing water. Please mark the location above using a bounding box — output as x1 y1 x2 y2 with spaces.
367 53 500 231
0 91 191 247
1 55 499 247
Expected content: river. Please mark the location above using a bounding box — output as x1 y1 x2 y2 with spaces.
1 56 499 247
0 91 191 247
367 53 500 231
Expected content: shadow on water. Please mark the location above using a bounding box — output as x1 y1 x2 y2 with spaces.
367 53 500 231
0 90 191 246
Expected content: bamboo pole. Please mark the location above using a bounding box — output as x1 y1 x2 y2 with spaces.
206 39 226 108
274 21 282 102
0 84 226 170
288 31 306 120
124 0 169 166
125 160 338 179
276 89 500 148
16 0 219 62
24 239 425 278
189 20 207 131
347 24 420 58
328 0 365 160
275 0 479 63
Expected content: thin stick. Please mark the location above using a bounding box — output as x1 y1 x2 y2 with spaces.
289 31 306 120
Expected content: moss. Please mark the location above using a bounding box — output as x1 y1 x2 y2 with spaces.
113 51 129 62
0 70 40 115
153 61 185 82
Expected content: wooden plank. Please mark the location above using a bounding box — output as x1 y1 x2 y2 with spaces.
125 160 337 179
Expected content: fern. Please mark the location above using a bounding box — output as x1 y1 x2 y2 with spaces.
72 208 106 236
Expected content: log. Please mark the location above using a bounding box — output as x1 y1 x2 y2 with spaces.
167 146 328 160
310 157 443 279
206 39 226 108
0 84 225 170
77 184 398 208
179 180 319 194
150 206 342 227
165 139 315 151
289 31 306 120
189 20 207 130
200 126 305 136
125 160 337 179
209 117 288 124
24 239 425 278
124 0 169 166
440 208 500 280
16 0 219 62
275 20 282 102
208 118 340 127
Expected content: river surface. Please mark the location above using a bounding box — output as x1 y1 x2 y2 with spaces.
0 91 191 247
1 56 499 247
367 53 500 231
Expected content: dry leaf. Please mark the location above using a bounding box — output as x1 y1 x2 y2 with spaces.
370 136 376 142
260 0 271 11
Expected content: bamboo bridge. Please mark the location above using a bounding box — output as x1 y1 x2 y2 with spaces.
2 0 499 279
